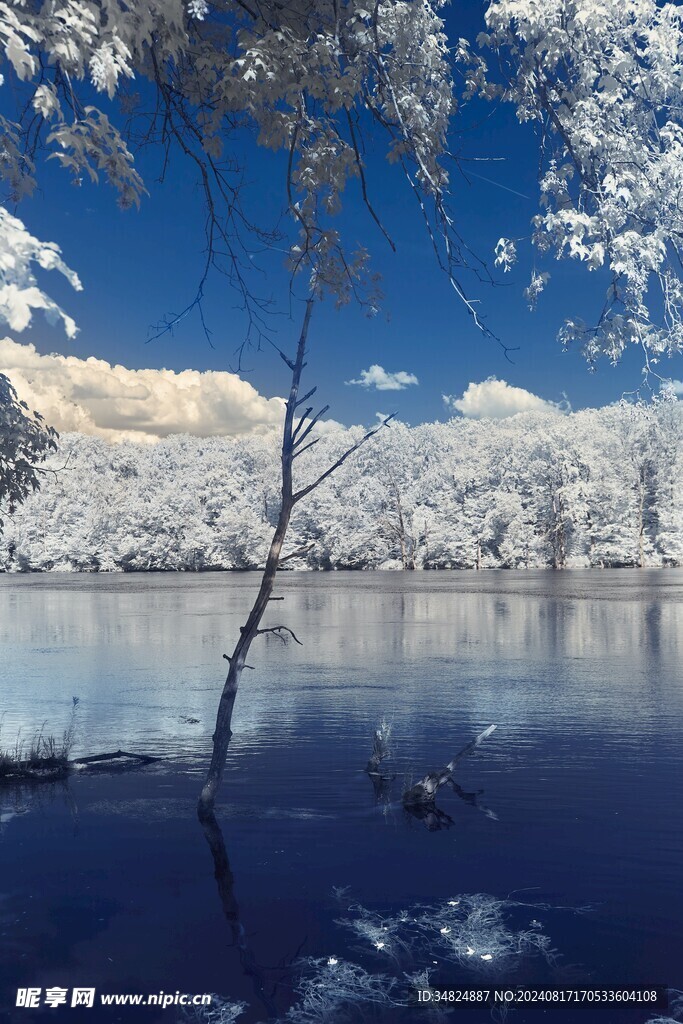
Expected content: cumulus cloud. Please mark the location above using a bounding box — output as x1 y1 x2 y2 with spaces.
345 364 419 391
443 377 565 419
0 338 285 443
670 380 683 395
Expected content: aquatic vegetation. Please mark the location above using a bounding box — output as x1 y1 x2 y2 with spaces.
177 893 575 1023
337 894 558 974
339 904 412 961
648 990 683 1024
284 957 401 1023
0 700 79 777
176 963 400 1024
178 997 247 1023
0 711 76 782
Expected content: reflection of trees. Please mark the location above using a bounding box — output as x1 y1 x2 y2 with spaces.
3 572 681 782
199 812 306 1020
0 778 78 837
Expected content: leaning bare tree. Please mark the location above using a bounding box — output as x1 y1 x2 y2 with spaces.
198 296 394 814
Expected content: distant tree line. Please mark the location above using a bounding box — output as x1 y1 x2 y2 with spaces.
1 402 681 573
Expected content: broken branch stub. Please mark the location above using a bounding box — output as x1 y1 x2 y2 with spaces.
365 719 393 776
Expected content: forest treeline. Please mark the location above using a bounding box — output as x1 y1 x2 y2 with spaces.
1 402 681 573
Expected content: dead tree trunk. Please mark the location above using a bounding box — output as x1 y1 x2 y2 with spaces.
198 299 393 817
198 300 313 816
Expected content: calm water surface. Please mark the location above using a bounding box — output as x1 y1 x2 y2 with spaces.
0 571 682 1023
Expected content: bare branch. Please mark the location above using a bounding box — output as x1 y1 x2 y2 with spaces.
223 654 255 670
293 414 396 504
280 543 315 563
255 626 303 645
292 405 330 450
292 437 320 459
345 109 396 252
295 387 318 408
292 408 313 441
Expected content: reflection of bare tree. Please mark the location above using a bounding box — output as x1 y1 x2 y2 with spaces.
367 772 394 807
450 782 498 822
199 812 306 1020
403 801 455 831
403 780 498 831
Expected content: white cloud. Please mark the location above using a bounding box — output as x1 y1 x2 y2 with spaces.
0 337 285 443
670 380 683 395
443 377 565 419
346 364 419 391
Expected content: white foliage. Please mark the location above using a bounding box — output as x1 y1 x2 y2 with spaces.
5 401 680 573
482 0 683 363
0 0 454 313
494 237 517 273
0 208 81 337
524 271 550 311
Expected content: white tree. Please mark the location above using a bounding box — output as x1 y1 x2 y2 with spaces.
482 0 683 369
0 370 59 533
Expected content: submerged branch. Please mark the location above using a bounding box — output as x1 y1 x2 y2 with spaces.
403 725 497 806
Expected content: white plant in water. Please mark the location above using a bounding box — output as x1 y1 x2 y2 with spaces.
284 957 401 1023
177 996 246 1023
338 894 557 974
647 989 683 1024
337 904 410 961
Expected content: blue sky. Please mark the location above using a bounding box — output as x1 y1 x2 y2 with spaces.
7 1 680 434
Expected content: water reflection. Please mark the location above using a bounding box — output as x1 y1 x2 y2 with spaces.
1 571 681 768
200 813 280 1020
0 570 682 1022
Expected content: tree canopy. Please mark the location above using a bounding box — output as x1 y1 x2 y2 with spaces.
4 399 681 572
2 0 683 366
0 371 58 530
485 0 683 368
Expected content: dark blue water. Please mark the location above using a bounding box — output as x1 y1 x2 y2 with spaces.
0 571 682 1024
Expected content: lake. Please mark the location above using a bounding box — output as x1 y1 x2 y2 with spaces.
0 571 682 1023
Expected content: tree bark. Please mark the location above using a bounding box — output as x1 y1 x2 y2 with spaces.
197 303 394 817
198 299 314 818
638 467 646 568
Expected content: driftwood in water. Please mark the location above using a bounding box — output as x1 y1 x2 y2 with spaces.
71 750 160 767
0 750 160 785
403 725 497 806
